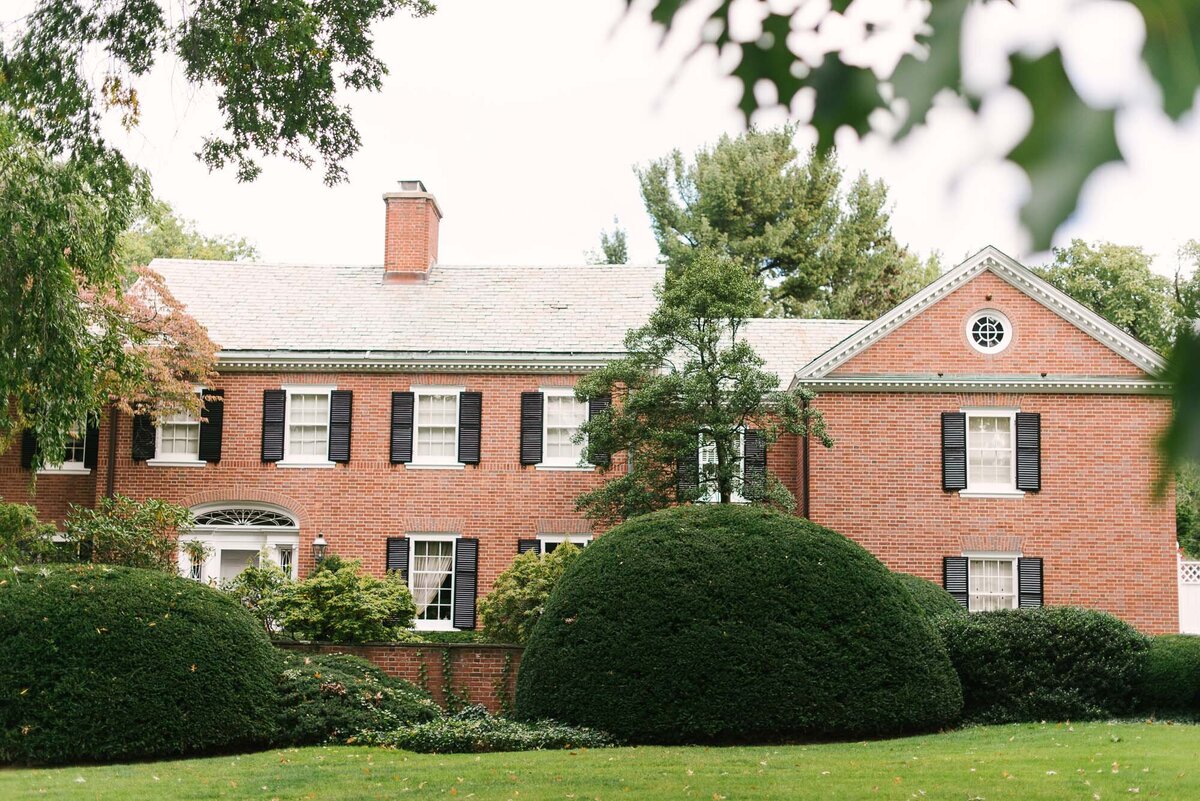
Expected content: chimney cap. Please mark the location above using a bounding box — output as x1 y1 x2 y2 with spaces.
398 179 427 192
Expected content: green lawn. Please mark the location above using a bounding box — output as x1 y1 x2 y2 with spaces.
2 721 1198 800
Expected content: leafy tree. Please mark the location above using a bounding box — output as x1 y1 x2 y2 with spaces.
63 494 193 572
272 559 416 643
585 218 629 265
1036 240 1180 354
638 126 935 317
0 0 432 467
574 250 830 525
478 542 581 644
118 200 258 269
1177 465 1200 560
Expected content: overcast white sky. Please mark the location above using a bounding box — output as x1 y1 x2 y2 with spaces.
22 0 1200 274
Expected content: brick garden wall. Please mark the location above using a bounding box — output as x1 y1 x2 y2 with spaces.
278 642 523 713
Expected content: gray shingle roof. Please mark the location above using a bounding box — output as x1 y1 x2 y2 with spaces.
150 259 664 356
151 258 868 379
739 318 868 382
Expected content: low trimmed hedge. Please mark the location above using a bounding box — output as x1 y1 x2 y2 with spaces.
894 572 966 619
276 652 440 744
936 606 1150 723
0 565 280 764
360 705 613 753
516 505 963 743
1138 635 1200 714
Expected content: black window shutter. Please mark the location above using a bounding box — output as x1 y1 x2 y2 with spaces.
453 538 479 630
744 429 767 496
517 538 542 555
19 430 37 470
328 390 353 463
1015 412 1041 492
519 391 544 465
587 395 611 466
385 536 409 582
941 412 967 491
943 556 969 609
83 422 100 469
1018 557 1044 608
390 392 414 464
458 391 482 465
198 389 225 463
261 390 286 463
131 410 157 461
676 447 700 500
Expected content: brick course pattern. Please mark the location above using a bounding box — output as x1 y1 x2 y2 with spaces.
277 642 522 713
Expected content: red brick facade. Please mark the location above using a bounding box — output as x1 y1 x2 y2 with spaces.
0 247 1179 634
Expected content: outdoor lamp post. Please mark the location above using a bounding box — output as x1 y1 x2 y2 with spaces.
312 533 328 563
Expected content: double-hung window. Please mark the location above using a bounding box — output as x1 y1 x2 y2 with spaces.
281 385 335 466
413 388 462 467
155 411 201 463
967 556 1018 611
410 536 456 630
541 388 588 468
538 534 592 553
964 409 1018 495
698 430 745 503
39 426 89 475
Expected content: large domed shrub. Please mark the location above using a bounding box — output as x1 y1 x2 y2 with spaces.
894 572 967 619
0 565 281 764
515 505 962 743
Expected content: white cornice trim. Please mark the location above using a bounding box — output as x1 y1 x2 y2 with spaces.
790 246 1168 387
215 350 620 374
797 375 1172 395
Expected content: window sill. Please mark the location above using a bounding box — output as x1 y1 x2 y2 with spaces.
146 458 207 468
37 466 91 476
535 464 595 472
412 619 457 632
276 460 337 469
958 489 1026 499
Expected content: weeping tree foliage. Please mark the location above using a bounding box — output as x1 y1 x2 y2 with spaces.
0 0 433 466
638 126 936 318
574 251 831 526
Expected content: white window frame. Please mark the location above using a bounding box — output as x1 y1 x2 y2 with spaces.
409 386 465 469
698 430 746 504
409 534 458 631
963 551 1020 612
538 387 592 470
37 426 91 476
966 309 1013 354
538 534 593 553
959 407 1024 499
278 384 336 468
149 406 204 467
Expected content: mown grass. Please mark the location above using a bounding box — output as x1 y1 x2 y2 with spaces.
2 721 1199 800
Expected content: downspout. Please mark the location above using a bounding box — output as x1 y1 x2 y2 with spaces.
105 406 118 499
801 397 811 520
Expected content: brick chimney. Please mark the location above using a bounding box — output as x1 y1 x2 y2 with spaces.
383 180 442 282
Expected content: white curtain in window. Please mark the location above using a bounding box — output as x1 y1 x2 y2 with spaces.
411 551 455 615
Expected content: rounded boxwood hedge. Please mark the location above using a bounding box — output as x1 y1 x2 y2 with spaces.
515 505 963 743
935 606 1150 724
1138 634 1200 714
0 564 281 764
894 572 966 619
